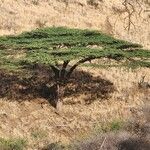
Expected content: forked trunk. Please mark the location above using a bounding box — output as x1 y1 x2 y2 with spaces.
50 62 70 110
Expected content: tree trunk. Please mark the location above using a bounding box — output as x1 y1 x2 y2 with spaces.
50 63 69 110
54 82 64 111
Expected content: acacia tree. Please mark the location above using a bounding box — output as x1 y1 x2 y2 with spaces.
0 27 149 109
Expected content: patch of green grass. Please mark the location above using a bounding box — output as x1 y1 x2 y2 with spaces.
72 120 124 146
68 120 125 150
31 129 48 140
0 137 27 150
110 120 124 131
94 120 124 133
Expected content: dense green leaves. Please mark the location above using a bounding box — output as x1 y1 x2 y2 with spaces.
0 27 149 70
0 27 141 51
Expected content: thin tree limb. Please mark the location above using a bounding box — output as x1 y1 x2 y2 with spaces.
60 60 70 78
66 56 101 77
50 65 60 78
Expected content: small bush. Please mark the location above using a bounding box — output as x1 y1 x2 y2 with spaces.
31 129 48 140
94 120 124 133
0 138 27 150
110 120 124 131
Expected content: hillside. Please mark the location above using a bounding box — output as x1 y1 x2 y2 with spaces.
0 27 150 149
0 1 150 150
0 0 150 48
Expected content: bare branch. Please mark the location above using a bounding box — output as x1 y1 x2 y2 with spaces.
62 60 70 70
50 65 60 78
60 60 70 78
122 0 144 32
66 56 101 78
123 0 135 32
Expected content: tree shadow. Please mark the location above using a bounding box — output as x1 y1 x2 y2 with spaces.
118 138 150 150
0 64 115 106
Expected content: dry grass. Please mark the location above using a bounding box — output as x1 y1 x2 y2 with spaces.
70 131 150 150
0 1 149 149
70 91 150 150
0 0 149 48
0 66 149 149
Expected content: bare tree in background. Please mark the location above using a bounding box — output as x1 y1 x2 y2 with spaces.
122 0 144 32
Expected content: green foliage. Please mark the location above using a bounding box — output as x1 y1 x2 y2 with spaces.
83 60 150 69
0 137 27 150
0 27 141 51
31 129 48 140
94 120 124 133
110 120 124 131
126 60 150 69
0 27 149 71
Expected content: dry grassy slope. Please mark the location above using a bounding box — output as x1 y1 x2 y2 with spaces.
0 0 150 48
0 1 150 149
0 67 150 149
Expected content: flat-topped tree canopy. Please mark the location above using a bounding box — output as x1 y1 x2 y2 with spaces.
0 27 150 109
0 27 150 75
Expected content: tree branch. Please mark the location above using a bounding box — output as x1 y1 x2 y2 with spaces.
62 60 70 70
50 65 60 79
66 56 101 78
66 53 127 78
122 0 144 32
60 60 70 78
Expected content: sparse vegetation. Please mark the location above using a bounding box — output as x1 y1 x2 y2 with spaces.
105 120 124 132
31 129 48 140
42 104 150 150
0 138 27 150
